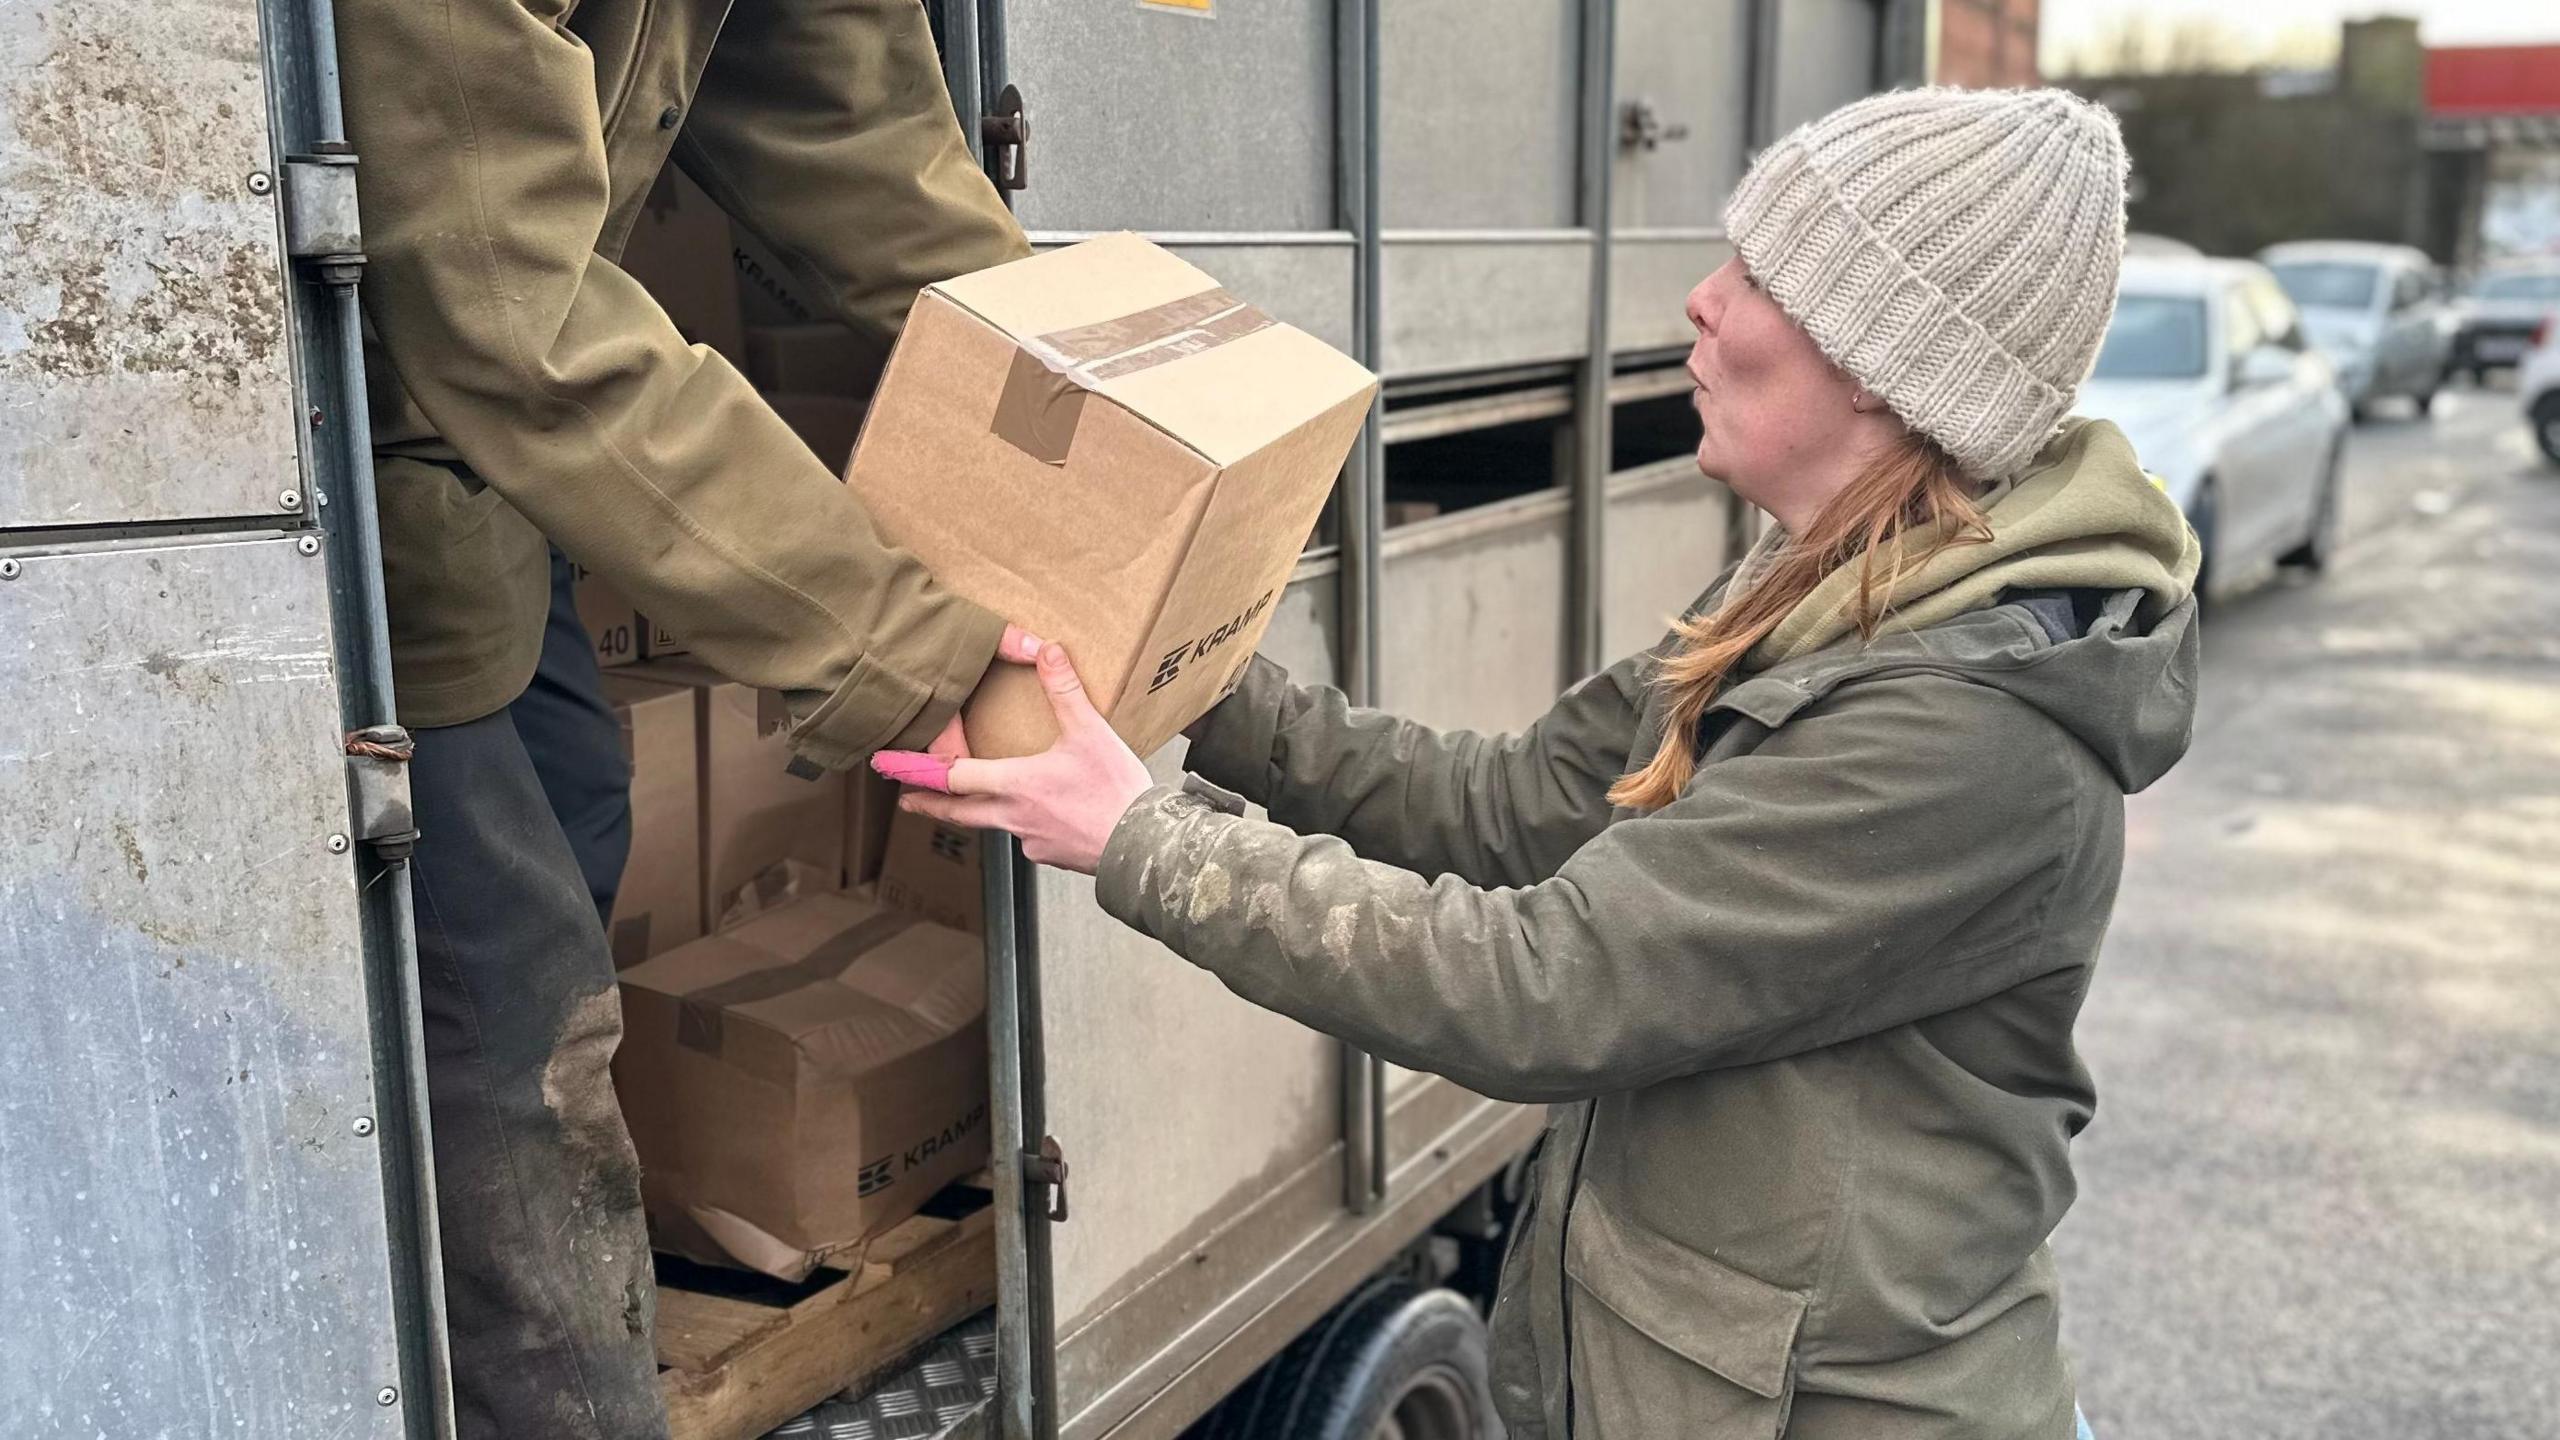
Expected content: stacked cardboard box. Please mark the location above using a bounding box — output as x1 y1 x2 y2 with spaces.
877 809 983 936
617 891 988 1281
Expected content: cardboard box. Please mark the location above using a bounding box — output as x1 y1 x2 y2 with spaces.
616 891 988 1280
572 564 685 665
732 221 823 326
768 392 870 475
845 234 1377 758
845 771 901 893
746 322 891 400
626 660 847 932
622 168 747 367
878 808 983 935
603 676 704 967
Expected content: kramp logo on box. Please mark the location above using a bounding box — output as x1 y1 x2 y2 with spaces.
1149 589 1276 695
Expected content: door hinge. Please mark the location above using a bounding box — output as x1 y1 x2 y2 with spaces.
1022 1134 1068 1223
982 83 1029 193
345 725 418 867
283 147 367 283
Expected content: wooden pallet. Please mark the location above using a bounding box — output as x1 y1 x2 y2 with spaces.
657 1180 998 1440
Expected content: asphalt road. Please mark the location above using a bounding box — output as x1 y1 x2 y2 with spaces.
2055 380 2560 1438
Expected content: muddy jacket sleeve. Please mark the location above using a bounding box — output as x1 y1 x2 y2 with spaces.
1180 654 1649 889
674 0 1031 340
338 0 1004 767
1101 674 2075 1102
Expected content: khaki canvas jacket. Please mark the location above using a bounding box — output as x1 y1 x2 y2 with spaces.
1097 426 2201 1438
337 0 1028 763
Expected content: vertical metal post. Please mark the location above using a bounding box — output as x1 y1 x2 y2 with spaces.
1745 0 1783 154
982 838 1043 1440
283 0 453 1430
1567 0 1617 682
1333 0 1389 1217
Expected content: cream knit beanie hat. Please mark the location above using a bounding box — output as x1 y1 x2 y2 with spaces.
1723 86 2130 481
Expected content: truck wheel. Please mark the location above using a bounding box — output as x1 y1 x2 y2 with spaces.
1203 1280 1497 1440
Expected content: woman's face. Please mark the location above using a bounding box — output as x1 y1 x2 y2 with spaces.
1685 259 1895 525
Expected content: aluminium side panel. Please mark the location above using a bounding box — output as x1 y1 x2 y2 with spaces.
1379 0 1580 229
0 534 406 1437
1042 570 1351 1440
1603 464 1735 662
0 0 303 530
1004 1 1335 234
1773 0 1884 140
1609 0 1753 354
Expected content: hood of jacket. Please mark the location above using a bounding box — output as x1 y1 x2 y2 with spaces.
1726 417 2202 792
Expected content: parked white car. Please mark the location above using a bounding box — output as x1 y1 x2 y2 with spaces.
2260 240 2453 422
2520 313 2560 465
2078 256 2353 599
2450 262 2560 381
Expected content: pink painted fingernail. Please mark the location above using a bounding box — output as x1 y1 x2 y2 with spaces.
1018 632 1047 660
872 751 954 793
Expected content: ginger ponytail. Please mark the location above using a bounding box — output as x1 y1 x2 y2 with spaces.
1607 430 1991 812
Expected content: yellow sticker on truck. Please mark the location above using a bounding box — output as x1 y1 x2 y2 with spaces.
1141 0 1215 13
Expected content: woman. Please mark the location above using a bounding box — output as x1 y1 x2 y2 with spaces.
885 87 2197 1439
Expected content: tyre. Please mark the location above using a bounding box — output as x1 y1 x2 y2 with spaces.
1200 1280 1498 1440
2534 392 2560 467
2279 444 2343 574
2188 478 2219 606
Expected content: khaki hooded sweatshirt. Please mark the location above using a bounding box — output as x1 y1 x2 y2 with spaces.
1097 418 2201 1439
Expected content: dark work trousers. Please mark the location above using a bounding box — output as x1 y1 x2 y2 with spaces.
410 707 669 1439
508 548 633 928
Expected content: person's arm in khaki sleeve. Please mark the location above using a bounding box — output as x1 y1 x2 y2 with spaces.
673 0 1031 343
336 0 1007 768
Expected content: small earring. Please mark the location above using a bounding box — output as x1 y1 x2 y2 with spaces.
1849 389 1872 414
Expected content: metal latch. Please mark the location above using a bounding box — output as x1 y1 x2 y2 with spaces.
345 725 419 867
982 84 1029 192
283 147 367 282
1619 97 1691 152
1023 1135 1069 1222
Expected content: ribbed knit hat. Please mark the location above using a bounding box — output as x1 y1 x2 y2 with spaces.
1723 87 2130 481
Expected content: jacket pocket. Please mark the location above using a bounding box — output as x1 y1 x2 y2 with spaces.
1564 1191 1807 1439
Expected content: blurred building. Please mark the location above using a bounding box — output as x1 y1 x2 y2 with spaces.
2424 44 2560 268
2068 19 2430 260
1936 0 2042 88
2068 19 2560 269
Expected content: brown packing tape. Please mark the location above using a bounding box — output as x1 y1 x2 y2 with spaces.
988 286 1275 465
675 910 921 1056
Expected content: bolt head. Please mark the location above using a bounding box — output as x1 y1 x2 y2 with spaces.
327 833 350 853
247 171 274 195
279 489 303 512
376 1386 398 1406
352 1116 376 1137
297 536 321 556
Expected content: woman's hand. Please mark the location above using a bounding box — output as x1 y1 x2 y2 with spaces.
873 643 1155 875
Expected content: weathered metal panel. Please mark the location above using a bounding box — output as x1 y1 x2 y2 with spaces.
1381 0 1580 229
0 534 405 1437
0 0 302 529
1043 570 1343 1427
1379 496 1570 733
1612 0 1753 230
1774 0 1883 140
1007 1 1335 234
1604 463 1733 662
1381 236 1593 377
1611 231 1732 353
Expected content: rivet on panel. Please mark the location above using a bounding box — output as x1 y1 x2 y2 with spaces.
247 171 274 195
352 1116 376 1137
0 559 19 580
327 833 351 853
280 490 303 512
376 1386 399 1407
297 536 322 556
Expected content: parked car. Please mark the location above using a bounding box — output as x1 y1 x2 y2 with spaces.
2078 256 2352 599
2260 240 2454 422
2521 313 2560 465
2450 261 2560 382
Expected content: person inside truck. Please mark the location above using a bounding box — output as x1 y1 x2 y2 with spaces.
886 88 2194 1440
336 2 1041 1435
